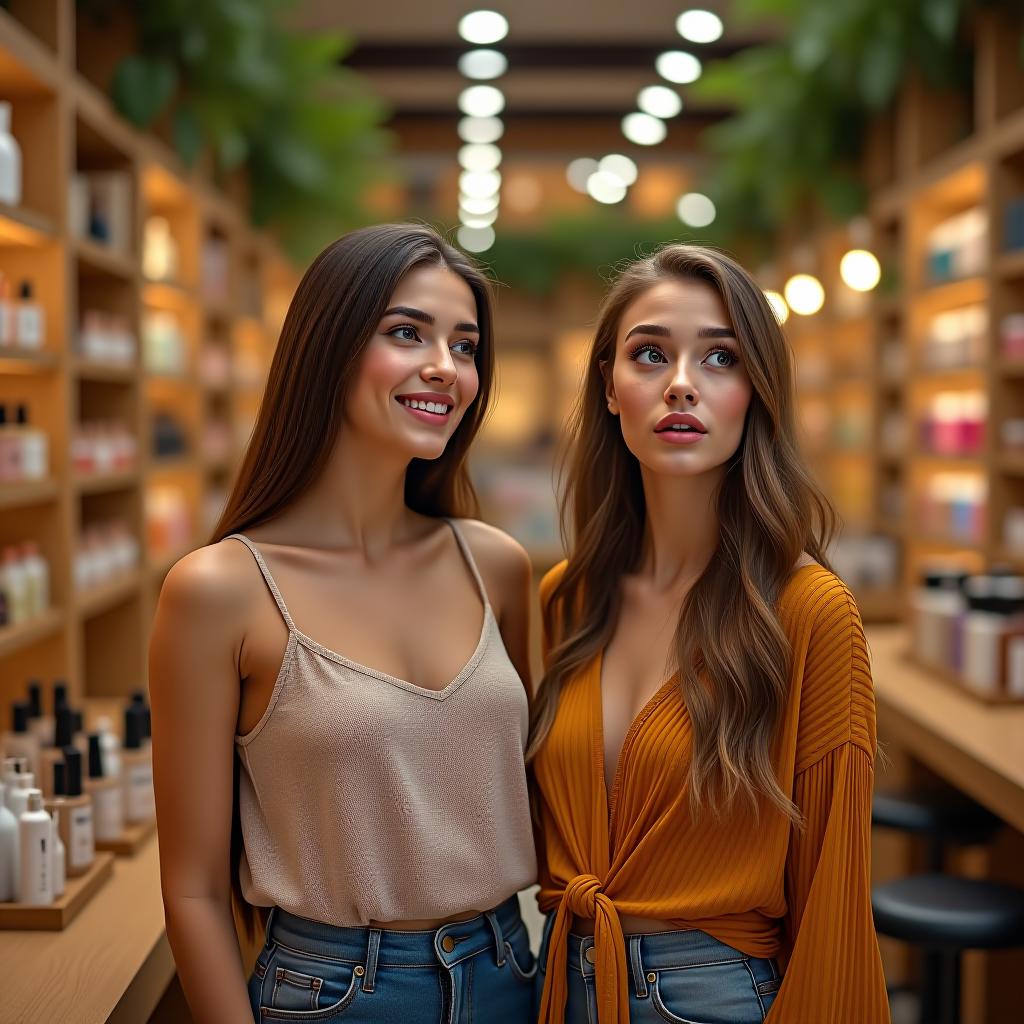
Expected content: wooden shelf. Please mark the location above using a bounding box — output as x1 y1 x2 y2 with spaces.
72 357 137 382
999 360 1024 378
0 852 115 931
76 570 142 620
0 201 55 245
73 469 140 495
996 248 1024 279
142 279 198 309
998 452 1024 476
0 9 59 94
0 348 59 374
0 478 60 510
75 236 136 280
0 607 63 659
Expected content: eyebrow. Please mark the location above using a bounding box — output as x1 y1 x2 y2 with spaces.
623 323 736 342
382 305 480 334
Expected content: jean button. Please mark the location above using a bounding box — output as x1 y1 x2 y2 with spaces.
442 934 457 953
585 946 596 964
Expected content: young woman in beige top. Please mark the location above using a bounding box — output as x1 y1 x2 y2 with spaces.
149 225 538 1024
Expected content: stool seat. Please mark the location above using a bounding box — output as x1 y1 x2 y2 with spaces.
872 789 1002 842
873 874 1024 949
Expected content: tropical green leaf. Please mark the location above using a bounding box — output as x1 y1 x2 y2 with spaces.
111 55 177 126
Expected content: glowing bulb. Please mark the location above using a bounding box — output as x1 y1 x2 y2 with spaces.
458 11 508 45
458 143 502 172
457 224 496 252
676 10 724 44
458 116 504 144
598 154 638 187
586 171 627 205
567 158 599 192
622 112 667 146
459 193 500 215
637 85 682 119
763 289 789 324
459 169 502 198
458 85 505 118
458 49 508 80
784 274 825 316
676 192 716 227
460 208 498 228
839 249 881 292
656 51 702 84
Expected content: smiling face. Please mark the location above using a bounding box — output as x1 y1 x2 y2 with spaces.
342 263 482 462
605 276 754 480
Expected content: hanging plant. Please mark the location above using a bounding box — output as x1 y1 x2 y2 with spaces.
78 0 392 261
690 0 990 244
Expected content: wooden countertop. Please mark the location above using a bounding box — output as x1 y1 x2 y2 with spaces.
868 626 1024 833
0 835 172 1024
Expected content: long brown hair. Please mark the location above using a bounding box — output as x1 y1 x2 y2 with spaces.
211 223 496 935
527 244 837 825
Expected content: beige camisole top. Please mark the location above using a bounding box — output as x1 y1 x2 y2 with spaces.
228 519 537 927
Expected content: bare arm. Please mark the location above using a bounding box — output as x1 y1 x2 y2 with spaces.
150 545 254 1024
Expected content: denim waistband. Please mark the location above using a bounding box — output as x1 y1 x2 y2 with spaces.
266 896 523 991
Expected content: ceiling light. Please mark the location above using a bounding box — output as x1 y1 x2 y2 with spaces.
598 154 638 187
458 11 508 45
459 169 502 199
460 208 498 228
784 274 825 316
676 192 716 227
637 85 682 119
457 224 496 252
457 116 504 144
567 157 599 192
656 50 702 84
458 85 505 118
839 249 882 292
676 10 724 44
586 171 627 204
458 143 502 172
621 112 667 146
459 193 500 215
458 49 508 80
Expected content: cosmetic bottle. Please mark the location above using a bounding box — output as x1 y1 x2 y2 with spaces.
26 679 53 747
37 705 74 800
18 790 52 906
1 547 29 624
16 405 48 481
0 780 17 901
3 701 38 780
85 733 123 842
0 102 21 206
122 704 154 824
49 806 65 898
2 756 27 810
8 768 35 820
95 715 121 780
59 748 94 876
14 281 43 350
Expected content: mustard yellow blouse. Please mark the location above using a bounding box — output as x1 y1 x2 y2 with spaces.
532 561 889 1023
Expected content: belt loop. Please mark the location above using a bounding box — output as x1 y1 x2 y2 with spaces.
484 909 506 967
264 907 278 944
629 936 648 999
363 928 381 993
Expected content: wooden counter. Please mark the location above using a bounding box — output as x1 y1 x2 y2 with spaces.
868 626 1024 833
0 835 173 1024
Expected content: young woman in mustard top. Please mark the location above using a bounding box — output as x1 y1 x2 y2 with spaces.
529 244 889 1023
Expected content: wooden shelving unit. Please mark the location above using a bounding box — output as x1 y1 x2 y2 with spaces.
0 0 298 716
780 7 1024 617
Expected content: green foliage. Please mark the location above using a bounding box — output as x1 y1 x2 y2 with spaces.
691 0 980 244
80 0 391 260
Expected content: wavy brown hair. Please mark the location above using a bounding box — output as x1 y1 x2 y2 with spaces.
210 224 496 935
526 244 837 824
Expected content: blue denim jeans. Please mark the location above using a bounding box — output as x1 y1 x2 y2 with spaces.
537 912 782 1024
248 895 537 1022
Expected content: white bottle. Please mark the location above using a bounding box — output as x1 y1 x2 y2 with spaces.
50 808 65 898
95 717 121 780
0 102 22 206
14 281 43 350
0 781 18 901
8 769 34 820
20 543 48 616
2 757 27 810
18 790 52 905
1 548 30 624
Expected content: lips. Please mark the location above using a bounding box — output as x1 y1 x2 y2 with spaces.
396 392 456 410
654 412 707 434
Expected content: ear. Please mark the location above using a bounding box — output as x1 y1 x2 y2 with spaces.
599 358 619 415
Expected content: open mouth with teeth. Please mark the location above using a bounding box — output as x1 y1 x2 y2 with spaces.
657 424 702 433
396 396 454 422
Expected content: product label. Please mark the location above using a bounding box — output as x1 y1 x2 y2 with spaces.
94 786 123 842
126 762 154 822
70 808 94 869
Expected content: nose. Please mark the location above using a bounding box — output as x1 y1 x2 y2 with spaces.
421 341 457 386
664 356 698 405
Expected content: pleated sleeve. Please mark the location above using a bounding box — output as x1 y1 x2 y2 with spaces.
769 583 890 1022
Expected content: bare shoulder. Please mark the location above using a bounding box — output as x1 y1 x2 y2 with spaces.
157 538 260 623
450 518 532 591
793 552 819 571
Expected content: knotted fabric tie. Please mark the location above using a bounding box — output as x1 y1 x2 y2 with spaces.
538 874 630 1024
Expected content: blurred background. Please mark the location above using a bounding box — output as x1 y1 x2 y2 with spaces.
1 2 1024 1022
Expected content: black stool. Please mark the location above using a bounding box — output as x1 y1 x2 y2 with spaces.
871 788 1022 1024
